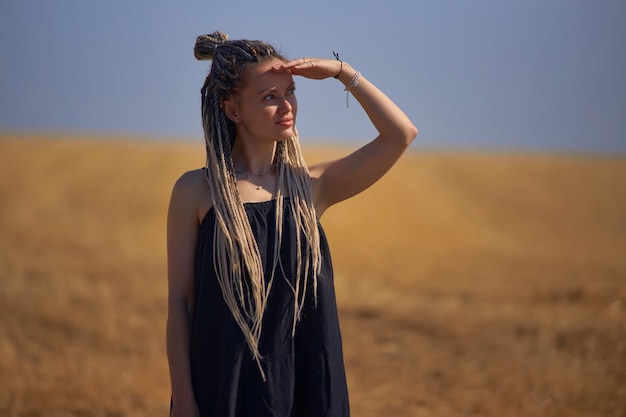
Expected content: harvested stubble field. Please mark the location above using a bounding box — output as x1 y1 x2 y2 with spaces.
0 133 625 417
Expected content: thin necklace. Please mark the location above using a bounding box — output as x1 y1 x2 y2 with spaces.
235 166 275 190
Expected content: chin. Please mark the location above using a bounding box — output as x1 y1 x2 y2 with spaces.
277 129 295 140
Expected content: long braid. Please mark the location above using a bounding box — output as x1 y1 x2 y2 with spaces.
194 31 321 379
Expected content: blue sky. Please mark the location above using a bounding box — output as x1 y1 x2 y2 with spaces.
1 1 625 153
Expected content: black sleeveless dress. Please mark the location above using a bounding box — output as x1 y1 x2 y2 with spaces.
190 199 350 417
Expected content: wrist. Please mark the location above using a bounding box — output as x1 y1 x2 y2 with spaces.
336 62 357 86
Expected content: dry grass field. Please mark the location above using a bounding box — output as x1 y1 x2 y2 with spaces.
0 133 625 417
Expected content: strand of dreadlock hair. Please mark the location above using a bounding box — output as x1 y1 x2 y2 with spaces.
275 129 322 335
201 83 267 377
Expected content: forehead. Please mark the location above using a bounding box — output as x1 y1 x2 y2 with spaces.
243 58 293 93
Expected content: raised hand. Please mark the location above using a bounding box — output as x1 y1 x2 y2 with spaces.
272 57 343 80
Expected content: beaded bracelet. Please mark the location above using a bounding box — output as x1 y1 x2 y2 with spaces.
343 71 361 107
344 71 361 91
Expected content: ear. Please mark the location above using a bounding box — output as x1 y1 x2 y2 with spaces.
222 98 240 123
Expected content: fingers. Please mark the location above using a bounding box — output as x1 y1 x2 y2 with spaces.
300 57 315 67
296 57 315 67
272 57 341 81
274 57 315 71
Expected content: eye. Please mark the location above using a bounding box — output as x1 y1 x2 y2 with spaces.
263 93 275 101
287 86 296 95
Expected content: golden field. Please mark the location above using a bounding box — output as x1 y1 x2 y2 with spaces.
0 133 625 417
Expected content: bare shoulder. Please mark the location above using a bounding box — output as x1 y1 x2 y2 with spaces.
173 168 207 188
170 168 212 225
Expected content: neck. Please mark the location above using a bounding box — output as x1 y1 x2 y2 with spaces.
231 137 277 175
235 165 275 177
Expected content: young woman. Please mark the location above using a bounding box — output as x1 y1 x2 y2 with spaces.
166 30 417 417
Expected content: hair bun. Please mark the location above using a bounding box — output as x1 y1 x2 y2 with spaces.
194 30 229 60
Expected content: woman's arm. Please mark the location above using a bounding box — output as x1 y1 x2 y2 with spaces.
166 172 203 417
275 58 418 215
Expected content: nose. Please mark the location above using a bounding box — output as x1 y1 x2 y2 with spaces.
278 97 293 114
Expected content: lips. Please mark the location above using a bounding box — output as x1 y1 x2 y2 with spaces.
276 117 294 127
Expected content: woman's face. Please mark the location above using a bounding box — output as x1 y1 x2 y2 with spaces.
224 57 298 144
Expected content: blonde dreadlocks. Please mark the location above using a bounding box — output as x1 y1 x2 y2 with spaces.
194 30 321 379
